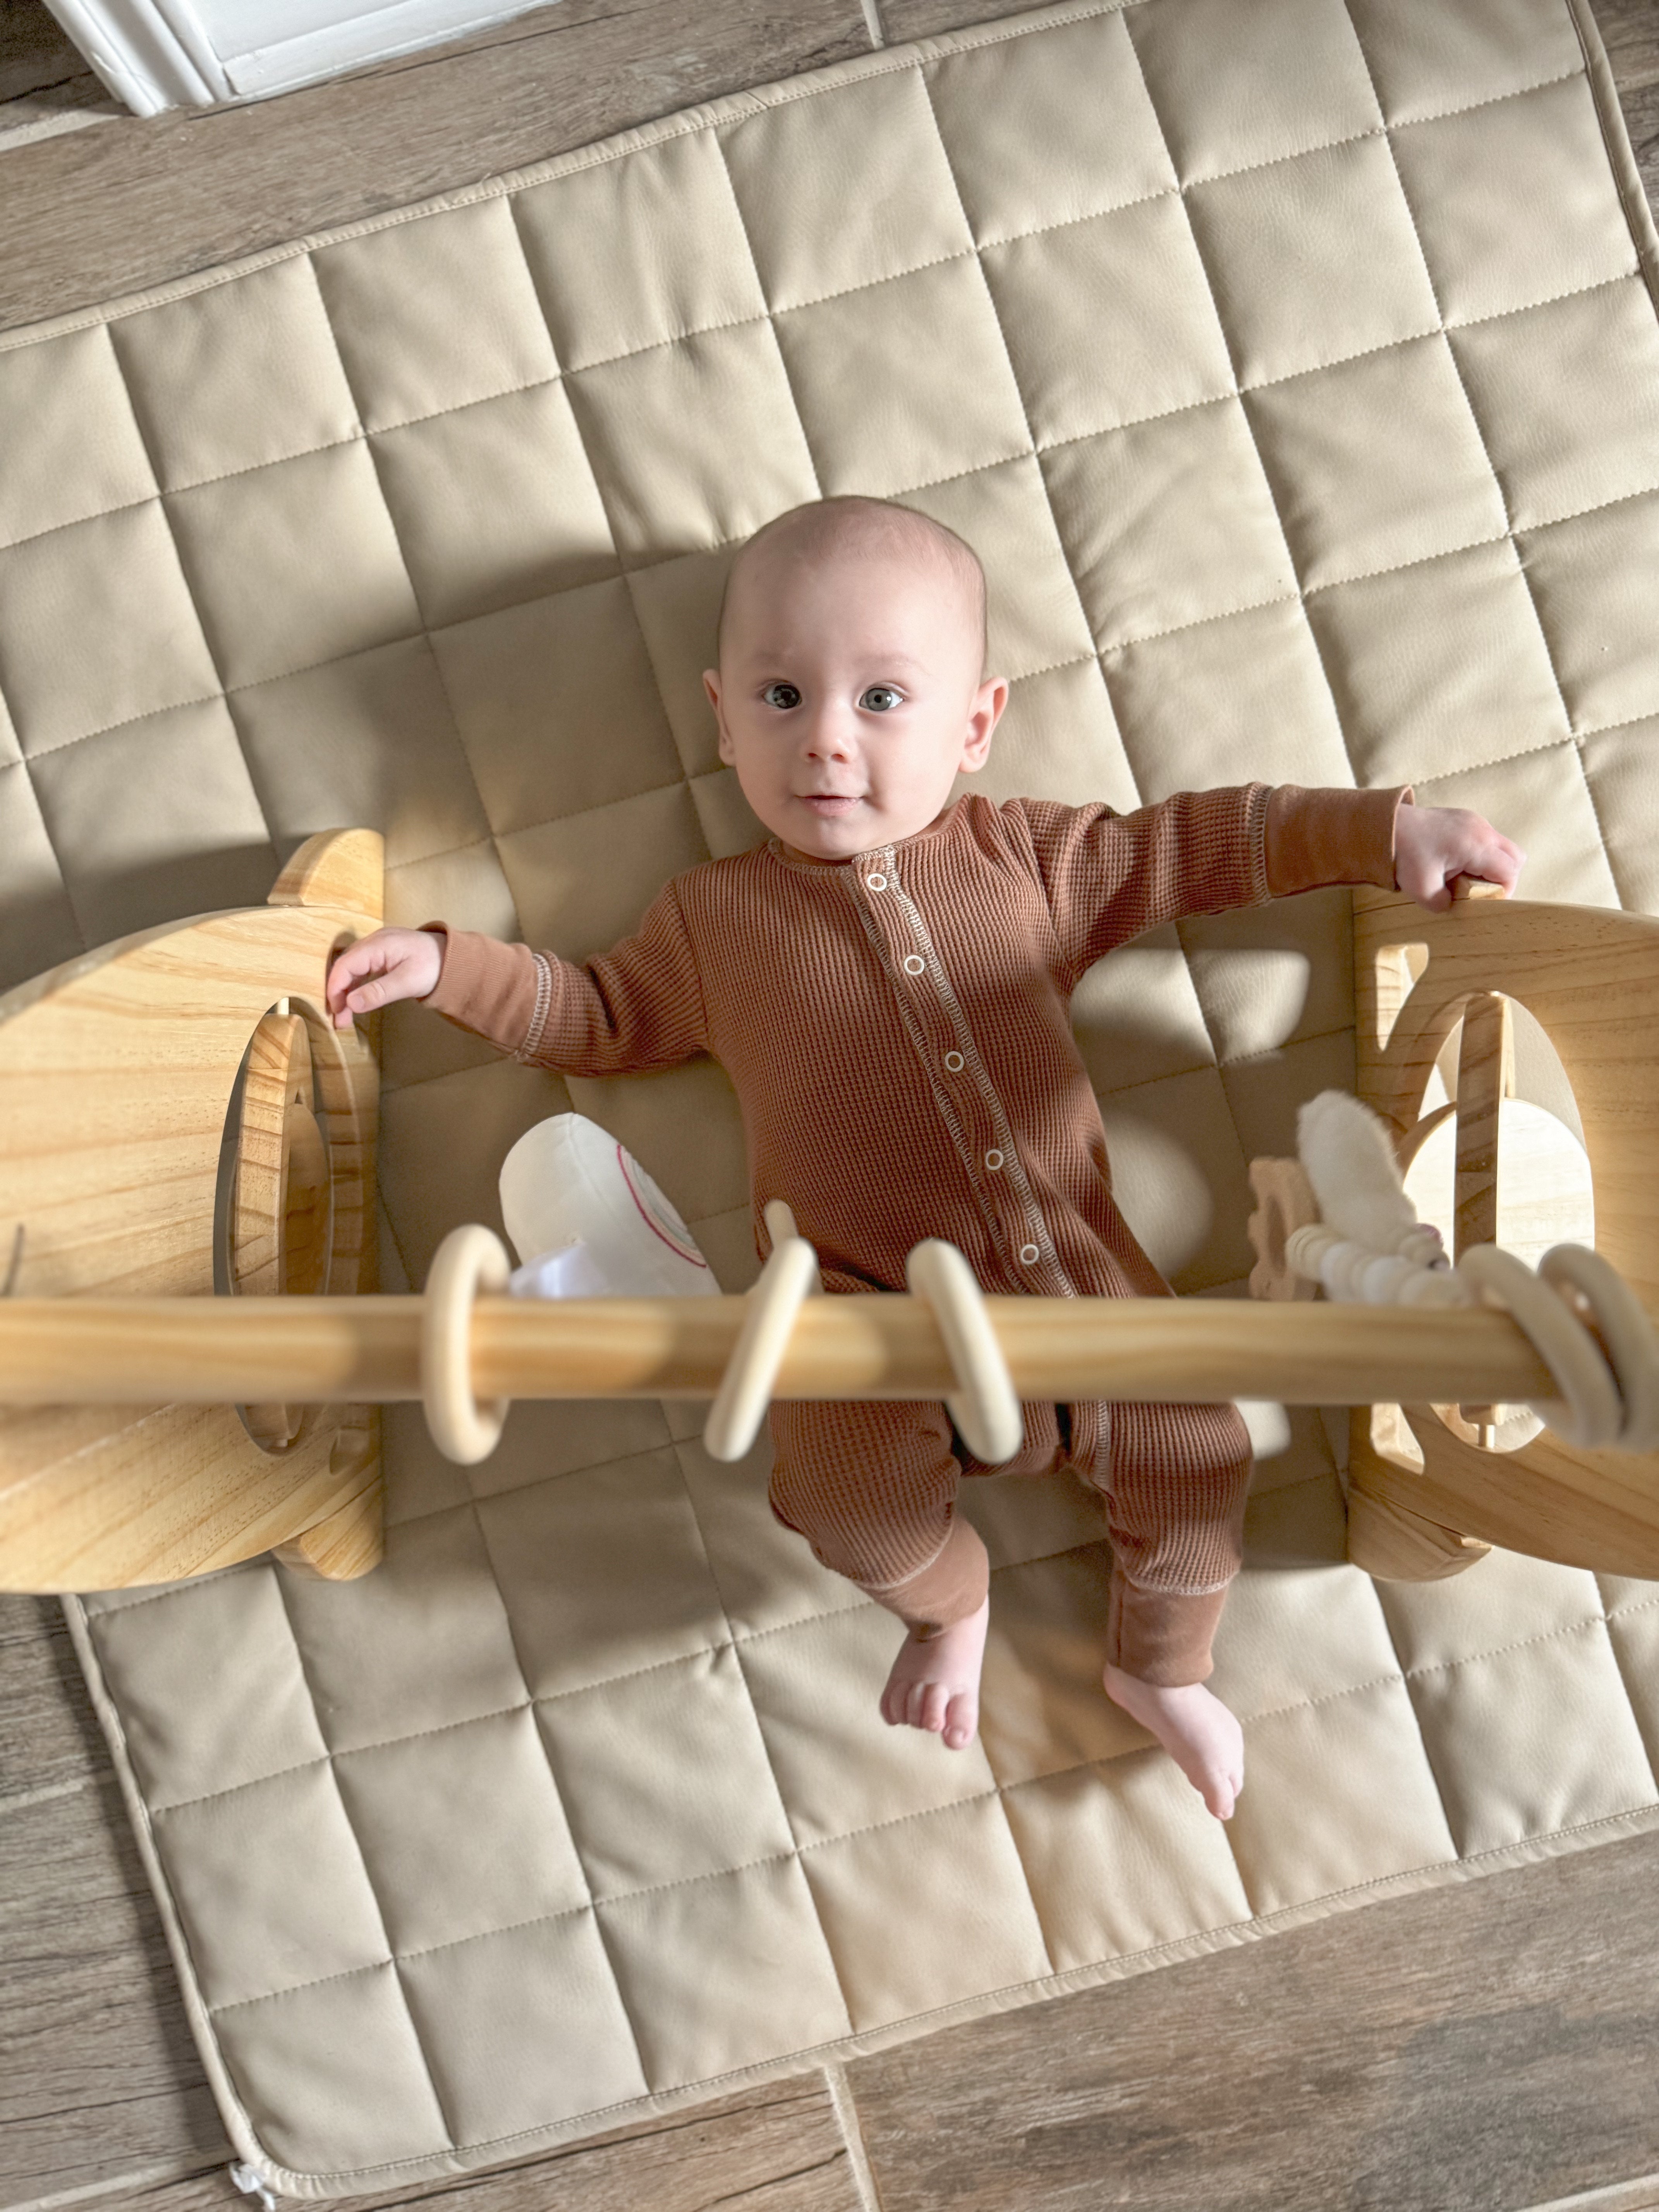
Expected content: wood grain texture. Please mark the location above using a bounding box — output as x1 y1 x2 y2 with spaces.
0 0 86 102
0 1596 101 1808
0 0 872 331
1587 0 1659 90
843 1829 1659 2212
0 1781 230 2209
111 2074 862 2212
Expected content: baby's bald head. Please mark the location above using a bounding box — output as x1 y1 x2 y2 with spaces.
716 496 988 674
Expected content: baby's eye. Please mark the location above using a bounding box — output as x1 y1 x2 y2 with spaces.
859 685 903 713
761 682 802 711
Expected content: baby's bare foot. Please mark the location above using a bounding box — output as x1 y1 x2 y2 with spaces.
1103 1662 1245 1820
879 1597 990 1751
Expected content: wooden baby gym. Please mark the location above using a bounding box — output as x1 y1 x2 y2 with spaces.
3 824 1655 1597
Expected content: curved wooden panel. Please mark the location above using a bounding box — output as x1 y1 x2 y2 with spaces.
1350 885 1659 1582
0 831 384 1592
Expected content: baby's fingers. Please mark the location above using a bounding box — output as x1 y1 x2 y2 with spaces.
326 935 400 1027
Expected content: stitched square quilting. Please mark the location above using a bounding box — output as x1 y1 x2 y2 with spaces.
595 1858 850 2087
1449 279 1659 530
333 1706 591 1952
514 131 770 373
397 1915 648 2135
536 1645 797 1894
1103 597 1350 792
1391 74 1640 326
1348 0 1585 122
26 700 273 946
1242 333 1509 587
1001 1757 1251 1972
719 64 974 310
0 325 156 547
982 192 1238 444
1184 133 1441 386
564 322 820 561
371 383 617 632
739 1603 1000 1846
1302 535 1571 783
0 503 220 754
927 10 1176 242
903 453 1098 679
1123 0 1383 181
969 657 1131 809
112 256 360 491
774 255 1034 498
313 199 560 432
209 1965 453 2171
432 574 682 833
0 761 79 988
1046 397 1297 649
232 635 495 870
1519 494 1659 730
800 1796 1051 2032
166 441 421 692
476 1448 733 1697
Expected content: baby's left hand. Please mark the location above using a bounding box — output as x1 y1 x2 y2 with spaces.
1394 803 1525 912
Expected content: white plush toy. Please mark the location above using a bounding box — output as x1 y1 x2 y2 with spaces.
498 1115 717 1300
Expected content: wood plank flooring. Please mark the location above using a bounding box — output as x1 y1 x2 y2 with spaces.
0 0 872 330
4 0 1659 2208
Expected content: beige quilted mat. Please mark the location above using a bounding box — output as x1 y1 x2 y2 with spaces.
3 0 1657 2190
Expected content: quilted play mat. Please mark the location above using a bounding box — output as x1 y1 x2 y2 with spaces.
3 0 1659 2190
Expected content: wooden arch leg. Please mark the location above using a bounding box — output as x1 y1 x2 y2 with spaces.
1346 1407 1492 1582
272 1410 384 1581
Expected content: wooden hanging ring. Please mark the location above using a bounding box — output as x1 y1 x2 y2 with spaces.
905 1239 1024 1465
423 1224 512 1464
704 1214 819 1462
1538 1245 1659 1452
1455 1244 1623 1449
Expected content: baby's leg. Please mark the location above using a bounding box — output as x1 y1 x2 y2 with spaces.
1080 1399 1254 1819
769 1400 990 1750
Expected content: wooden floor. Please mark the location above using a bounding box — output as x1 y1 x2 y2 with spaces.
4 1 1659 2207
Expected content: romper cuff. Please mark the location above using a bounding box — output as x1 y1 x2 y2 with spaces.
1264 784 1414 897
418 923 544 1056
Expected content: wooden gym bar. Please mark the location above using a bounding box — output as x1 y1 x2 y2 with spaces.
0 1293 1559 1408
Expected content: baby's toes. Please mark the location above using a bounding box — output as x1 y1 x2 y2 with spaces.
919 1680 951 1735
941 1691 977 1751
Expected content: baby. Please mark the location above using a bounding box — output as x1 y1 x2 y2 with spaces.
327 496 1524 1820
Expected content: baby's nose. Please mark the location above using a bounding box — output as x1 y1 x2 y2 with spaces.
802 706 855 759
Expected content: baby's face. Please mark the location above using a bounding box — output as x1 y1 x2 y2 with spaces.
703 544 1006 861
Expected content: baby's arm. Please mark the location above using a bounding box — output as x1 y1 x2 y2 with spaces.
1019 783 1524 985
325 882 707 1077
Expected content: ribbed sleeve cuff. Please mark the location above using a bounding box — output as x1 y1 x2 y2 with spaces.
419 924 542 1054
1264 784 1414 897
869 1515 990 1631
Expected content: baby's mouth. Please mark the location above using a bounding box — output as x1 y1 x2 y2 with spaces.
798 792 864 814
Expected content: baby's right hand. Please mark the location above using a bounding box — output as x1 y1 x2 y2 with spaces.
326 926 444 1029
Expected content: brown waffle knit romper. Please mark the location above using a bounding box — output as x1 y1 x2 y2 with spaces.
424 778 1412 1685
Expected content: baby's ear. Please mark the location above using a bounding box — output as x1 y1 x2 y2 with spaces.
702 670 721 712
962 674 1008 770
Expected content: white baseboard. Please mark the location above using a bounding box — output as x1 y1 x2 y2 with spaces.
41 0 558 112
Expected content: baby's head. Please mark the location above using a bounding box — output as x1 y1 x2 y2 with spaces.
702 496 1008 861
